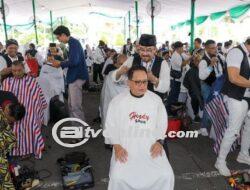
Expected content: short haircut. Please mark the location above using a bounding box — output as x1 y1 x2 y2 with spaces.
173 41 183 49
195 38 202 44
53 25 70 36
9 103 26 121
29 43 35 49
224 41 231 47
49 43 57 47
205 40 216 47
127 65 147 80
217 42 222 46
12 60 24 66
245 38 250 45
162 50 170 57
99 40 105 46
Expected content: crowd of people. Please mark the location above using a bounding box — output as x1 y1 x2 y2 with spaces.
0 24 249 189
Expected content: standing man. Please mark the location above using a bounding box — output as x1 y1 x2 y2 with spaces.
121 38 133 56
93 40 106 84
51 25 89 121
215 38 250 176
167 41 190 115
104 65 174 190
198 40 225 136
113 34 170 101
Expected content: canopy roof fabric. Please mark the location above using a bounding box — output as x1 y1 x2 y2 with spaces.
2 0 250 25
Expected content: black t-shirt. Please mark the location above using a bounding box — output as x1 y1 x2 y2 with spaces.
0 90 18 107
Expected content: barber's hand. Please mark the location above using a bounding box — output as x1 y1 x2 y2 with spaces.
51 60 61 68
210 57 218 67
0 67 12 76
147 71 157 83
114 144 128 163
150 142 163 159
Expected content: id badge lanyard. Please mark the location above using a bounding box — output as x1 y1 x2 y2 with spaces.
141 57 155 72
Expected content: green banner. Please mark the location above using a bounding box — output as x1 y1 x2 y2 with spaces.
195 16 208 25
229 4 250 19
210 11 226 21
171 3 250 30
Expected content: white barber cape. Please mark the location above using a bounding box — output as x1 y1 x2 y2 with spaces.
100 70 128 130
37 64 65 125
103 90 174 190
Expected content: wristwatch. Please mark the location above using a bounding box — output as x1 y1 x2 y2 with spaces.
156 139 164 145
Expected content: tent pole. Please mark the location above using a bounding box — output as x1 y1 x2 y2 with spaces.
190 0 196 51
32 0 38 44
50 10 54 42
1 0 8 41
128 11 131 39
151 0 154 35
123 17 126 41
60 17 63 25
135 1 139 38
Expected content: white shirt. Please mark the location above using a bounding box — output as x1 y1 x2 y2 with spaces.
170 51 182 72
112 56 170 94
170 51 190 83
94 47 105 65
103 90 174 190
0 55 7 71
226 43 250 97
199 51 224 81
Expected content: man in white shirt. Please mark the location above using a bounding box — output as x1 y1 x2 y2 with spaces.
103 65 174 190
215 38 250 176
113 34 170 101
198 39 225 136
93 40 106 84
121 38 133 56
167 41 190 115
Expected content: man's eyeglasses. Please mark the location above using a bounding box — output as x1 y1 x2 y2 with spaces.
139 48 154 54
131 80 148 86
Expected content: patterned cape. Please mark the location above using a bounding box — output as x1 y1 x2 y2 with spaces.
0 109 16 190
1 75 47 159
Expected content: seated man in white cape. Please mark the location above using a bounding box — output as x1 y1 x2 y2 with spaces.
103 65 174 190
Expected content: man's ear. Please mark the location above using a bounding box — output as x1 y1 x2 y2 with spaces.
153 47 157 54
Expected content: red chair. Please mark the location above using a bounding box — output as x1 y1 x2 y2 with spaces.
166 118 182 139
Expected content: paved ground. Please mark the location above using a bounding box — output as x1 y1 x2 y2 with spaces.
18 90 249 190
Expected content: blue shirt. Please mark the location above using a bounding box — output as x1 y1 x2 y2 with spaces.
61 37 89 83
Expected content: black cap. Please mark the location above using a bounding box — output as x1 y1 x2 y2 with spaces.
6 39 18 48
139 34 156 47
